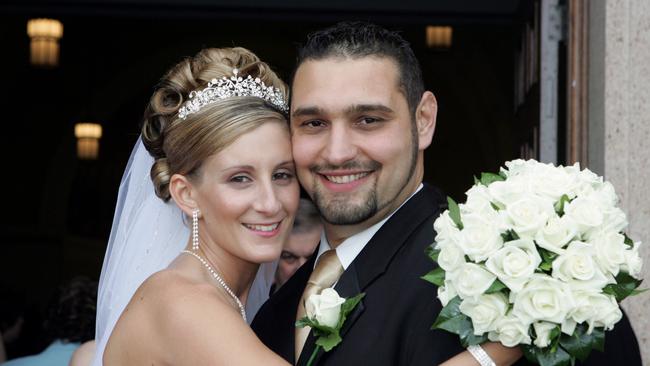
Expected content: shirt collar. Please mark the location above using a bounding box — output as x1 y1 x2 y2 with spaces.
315 183 423 269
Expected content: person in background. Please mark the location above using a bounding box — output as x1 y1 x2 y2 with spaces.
273 198 322 292
1 277 97 366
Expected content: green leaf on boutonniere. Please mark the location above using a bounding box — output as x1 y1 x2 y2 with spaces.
421 267 445 287
425 245 440 262
484 279 507 294
559 324 604 362
337 293 365 330
602 272 644 301
479 172 505 186
522 344 572 366
447 197 464 230
315 331 343 352
431 296 488 347
554 194 571 216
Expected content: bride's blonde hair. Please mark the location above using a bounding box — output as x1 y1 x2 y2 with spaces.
141 47 289 201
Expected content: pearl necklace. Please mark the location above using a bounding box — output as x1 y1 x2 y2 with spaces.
181 250 247 322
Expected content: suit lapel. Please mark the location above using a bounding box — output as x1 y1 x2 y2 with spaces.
353 184 442 289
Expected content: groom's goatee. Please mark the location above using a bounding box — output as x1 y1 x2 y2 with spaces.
310 160 381 225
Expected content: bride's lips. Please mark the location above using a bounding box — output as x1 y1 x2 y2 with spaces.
242 221 283 237
317 170 372 193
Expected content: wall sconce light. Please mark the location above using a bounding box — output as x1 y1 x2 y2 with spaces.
426 26 453 49
74 123 102 160
27 18 63 67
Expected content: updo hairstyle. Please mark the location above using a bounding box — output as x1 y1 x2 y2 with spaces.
141 47 289 201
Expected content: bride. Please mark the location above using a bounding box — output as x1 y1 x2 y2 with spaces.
97 47 297 365
94 46 522 365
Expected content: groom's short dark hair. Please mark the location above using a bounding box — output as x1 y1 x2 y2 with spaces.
295 21 425 117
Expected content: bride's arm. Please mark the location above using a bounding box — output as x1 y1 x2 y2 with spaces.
439 342 522 366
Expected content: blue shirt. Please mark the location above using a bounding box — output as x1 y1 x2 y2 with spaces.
2 341 80 366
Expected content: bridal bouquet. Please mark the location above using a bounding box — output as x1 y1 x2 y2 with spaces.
423 159 644 366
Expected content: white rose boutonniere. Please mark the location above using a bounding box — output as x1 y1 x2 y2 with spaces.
296 289 365 366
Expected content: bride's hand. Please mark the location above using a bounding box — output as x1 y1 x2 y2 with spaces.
439 342 523 366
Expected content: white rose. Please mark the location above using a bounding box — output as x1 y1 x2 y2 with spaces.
569 291 599 324
552 241 610 291
593 181 618 207
459 293 509 335
503 159 540 178
485 239 542 292
505 197 555 239
487 176 530 207
535 215 577 254
591 294 623 331
449 263 497 300
564 197 604 234
434 211 460 242
512 274 574 324
488 314 532 347
437 279 458 307
305 288 345 328
533 321 557 348
576 168 603 188
585 207 628 240
621 242 643 279
588 231 628 277
530 164 578 202
436 240 466 273
462 184 499 216
457 214 504 262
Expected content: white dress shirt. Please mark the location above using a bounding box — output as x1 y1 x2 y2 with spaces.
314 184 424 270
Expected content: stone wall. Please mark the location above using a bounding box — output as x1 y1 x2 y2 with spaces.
589 0 650 363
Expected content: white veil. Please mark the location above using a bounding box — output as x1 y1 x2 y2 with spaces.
93 137 276 365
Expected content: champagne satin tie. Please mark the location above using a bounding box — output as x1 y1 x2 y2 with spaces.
295 249 344 360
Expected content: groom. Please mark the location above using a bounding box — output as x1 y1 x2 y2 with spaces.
251 21 465 365
252 21 642 366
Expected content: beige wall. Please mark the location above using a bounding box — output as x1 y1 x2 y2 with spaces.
589 0 650 363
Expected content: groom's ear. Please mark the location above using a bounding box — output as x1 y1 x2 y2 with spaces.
169 173 198 216
414 91 437 151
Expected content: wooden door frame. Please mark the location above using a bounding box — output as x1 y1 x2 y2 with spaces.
567 0 589 165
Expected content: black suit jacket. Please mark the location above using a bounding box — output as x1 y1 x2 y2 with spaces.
252 184 466 365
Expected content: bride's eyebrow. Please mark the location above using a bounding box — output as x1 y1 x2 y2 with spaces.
275 160 295 169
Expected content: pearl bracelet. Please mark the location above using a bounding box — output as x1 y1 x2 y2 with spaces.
467 344 496 366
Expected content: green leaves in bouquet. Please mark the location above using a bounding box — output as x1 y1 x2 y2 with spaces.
602 272 646 302
431 296 488 347
559 324 604 362
623 233 635 249
537 247 559 273
501 229 520 242
478 172 505 186
447 197 464 230
554 194 571 216
522 344 572 366
296 317 341 351
422 267 445 287
485 279 507 294
425 245 440 263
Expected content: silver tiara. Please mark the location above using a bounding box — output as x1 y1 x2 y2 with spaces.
178 69 288 119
